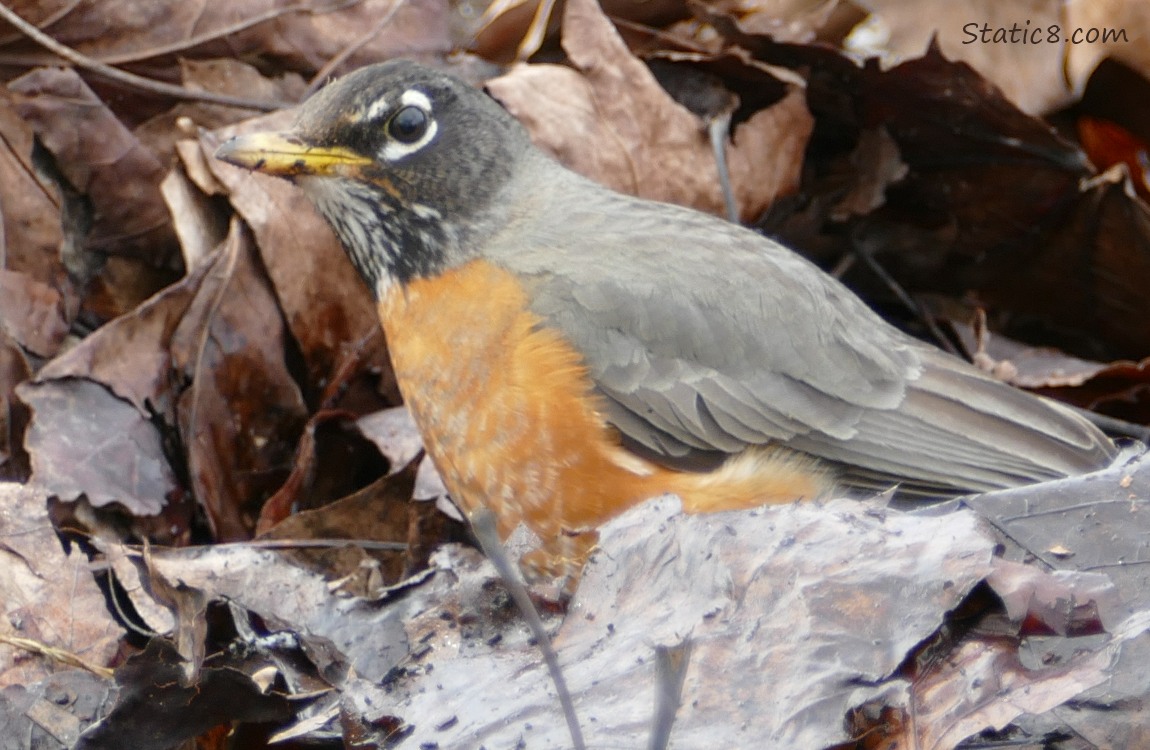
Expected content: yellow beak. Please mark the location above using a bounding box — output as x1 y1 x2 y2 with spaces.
214 132 371 177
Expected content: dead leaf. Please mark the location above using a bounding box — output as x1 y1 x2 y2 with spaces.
0 331 31 481
1065 0 1150 97
10 67 178 265
19 378 178 515
0 669 117 750
846 0 1070 114
702 0 856 43
0 0 452 86
0 482 122 688
486 0 812 221
380 496 996 747
169 220 308 541
0 86 65 286
0 270 69 359
254 409 388 534
74 639 292 750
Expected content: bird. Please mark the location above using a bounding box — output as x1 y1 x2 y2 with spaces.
216 59 1118 575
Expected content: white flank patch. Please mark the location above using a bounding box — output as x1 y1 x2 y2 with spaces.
608 447 655 477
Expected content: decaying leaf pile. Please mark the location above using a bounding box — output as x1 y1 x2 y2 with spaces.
2 0 1150 748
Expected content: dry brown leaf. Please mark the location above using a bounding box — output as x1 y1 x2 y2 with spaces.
134 58 308 166
10 67 178 265
846 0 1070 115
486 0 812 221
160 164 229 270
20 378 179 515
472 0 689 62
0 270 68 359
0 331 31 480
0 86 65 285
21 218 308 535
0 482 122 688
831 125 908 219
169 219 307 541
0 0 452 83
701 0 849 42
260 457 425 592
30 253 212 417
254 410 388 533
236 0 453 77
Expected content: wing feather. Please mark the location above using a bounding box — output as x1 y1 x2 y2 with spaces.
486 167 1115 493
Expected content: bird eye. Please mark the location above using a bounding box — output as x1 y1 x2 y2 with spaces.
387 106 429 143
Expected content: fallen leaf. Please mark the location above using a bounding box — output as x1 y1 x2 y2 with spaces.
169 220 308 540
846 0 1070 114
0 270 69 359
10 67 178 265
486 0 812 221
0 483 122 688
381 496 996 747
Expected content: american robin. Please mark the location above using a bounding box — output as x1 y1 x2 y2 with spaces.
217 60 1117 572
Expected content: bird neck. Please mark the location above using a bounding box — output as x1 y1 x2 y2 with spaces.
303 176 472 297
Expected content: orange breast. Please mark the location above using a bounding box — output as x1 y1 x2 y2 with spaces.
379 259 826 571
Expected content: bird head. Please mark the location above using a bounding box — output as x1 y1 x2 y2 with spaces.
215 59 532 295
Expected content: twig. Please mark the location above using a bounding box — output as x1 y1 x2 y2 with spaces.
110 538 409 557
851 237 958 355
0 0 80 47
0 634 115 679
66 0 362 68
305 0 405 97
0 2 284 111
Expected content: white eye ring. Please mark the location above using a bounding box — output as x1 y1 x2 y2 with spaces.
380 89 437 161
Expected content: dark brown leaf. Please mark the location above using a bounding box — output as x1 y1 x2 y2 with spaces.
0 86 65 286
0 269 69 358
10 67 178 266
486 0 812 221
169 220 307 541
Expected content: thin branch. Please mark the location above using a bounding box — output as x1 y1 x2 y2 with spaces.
0 634 115 679
305 0 405 96
0 2 284 111
76 0 363 67
0 0 81 47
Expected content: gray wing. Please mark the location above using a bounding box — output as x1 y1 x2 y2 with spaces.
489 173 1116 494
